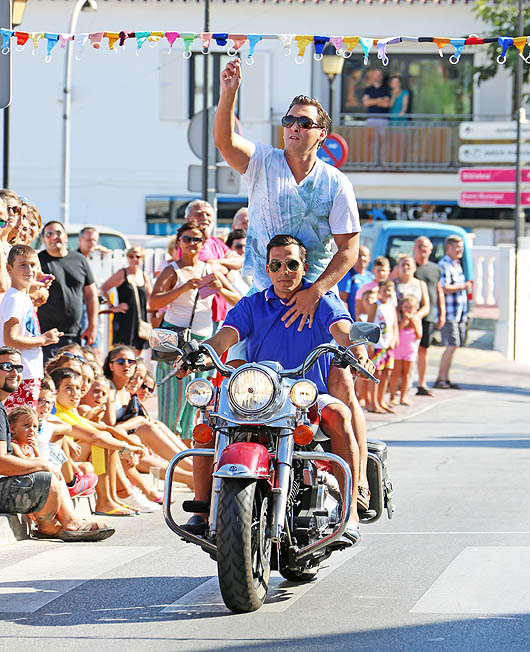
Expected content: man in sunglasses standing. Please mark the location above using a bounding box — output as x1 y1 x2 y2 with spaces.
38 221 99 363
214 61 373 511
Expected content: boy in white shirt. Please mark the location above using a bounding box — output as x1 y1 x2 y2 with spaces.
0 245 62 410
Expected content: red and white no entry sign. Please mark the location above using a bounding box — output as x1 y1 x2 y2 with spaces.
317 132 349 169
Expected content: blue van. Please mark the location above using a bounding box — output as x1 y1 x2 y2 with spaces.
360 221 474 282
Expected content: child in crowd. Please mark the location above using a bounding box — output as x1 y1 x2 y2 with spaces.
355 288 379 407
367 279 399 414
9 406 40 459
36 376 98 498
389 295 423 406
78 369 163 511
0 245 62 409
51 367 146 516
355 256 391 320
78 375 111 424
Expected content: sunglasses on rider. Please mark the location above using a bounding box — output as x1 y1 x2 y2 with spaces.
113 358 137 367
7 205 21 215
180 235 204 245
281 115 320 130
268 259 301 273
0 362 23 373
140 383 154 393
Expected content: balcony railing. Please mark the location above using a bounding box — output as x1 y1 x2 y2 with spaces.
272 114 511 173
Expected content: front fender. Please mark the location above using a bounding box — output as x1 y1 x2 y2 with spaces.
214 442 271 479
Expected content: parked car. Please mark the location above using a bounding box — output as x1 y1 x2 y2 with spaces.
360 219 475 313
360 220 474 277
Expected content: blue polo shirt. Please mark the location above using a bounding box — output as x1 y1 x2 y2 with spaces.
338 269 375 319
223 279 352 394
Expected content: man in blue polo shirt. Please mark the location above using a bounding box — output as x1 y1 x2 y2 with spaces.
186 234 374 544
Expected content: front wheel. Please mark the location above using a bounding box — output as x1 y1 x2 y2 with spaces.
216 479 271 613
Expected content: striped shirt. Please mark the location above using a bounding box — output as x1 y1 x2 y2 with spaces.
438 254 467 322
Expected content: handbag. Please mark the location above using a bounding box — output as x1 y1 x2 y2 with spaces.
151 263 206 363
129 272 152 341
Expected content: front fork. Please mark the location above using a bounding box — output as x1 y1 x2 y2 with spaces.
271 432 294 542
207 431 228 539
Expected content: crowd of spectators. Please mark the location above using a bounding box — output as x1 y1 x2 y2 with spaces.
0 187 468 542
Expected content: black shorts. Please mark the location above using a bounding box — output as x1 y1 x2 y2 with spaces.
0 472 52 515
419 320 436 349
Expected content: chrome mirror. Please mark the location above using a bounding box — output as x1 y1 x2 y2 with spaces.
349 321 381 345
149 328 181 352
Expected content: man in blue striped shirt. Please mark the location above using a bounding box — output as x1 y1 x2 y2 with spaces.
435 235 472 390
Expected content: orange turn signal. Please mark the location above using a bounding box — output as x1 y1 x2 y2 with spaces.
193 423 213 444
293 424 314 446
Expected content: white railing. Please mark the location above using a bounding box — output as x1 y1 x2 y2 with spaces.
88 245 502 357
471 246 501 307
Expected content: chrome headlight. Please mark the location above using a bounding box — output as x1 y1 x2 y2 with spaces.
289 380 318 408
228 367 276 414
185 379 214 408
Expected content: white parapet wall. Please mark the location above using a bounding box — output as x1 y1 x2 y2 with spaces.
494 240 530 364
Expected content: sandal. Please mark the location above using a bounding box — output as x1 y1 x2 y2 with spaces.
434 380 451 390
357 486 371 511
416 386 434 396
32 521 115 542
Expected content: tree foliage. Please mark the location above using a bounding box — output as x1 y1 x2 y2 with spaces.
473 0 530 107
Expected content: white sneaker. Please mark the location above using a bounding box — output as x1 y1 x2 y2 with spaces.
124 488 160 513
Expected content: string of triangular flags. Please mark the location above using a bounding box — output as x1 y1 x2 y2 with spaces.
0 29 527 66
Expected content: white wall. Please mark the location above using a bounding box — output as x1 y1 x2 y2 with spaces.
4 0 513 234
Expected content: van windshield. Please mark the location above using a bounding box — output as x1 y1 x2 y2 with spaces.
385 235 446 268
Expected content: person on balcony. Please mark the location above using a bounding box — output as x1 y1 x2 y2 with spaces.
389 73 410 122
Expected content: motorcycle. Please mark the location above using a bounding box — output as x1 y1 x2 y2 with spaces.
150 322 394 613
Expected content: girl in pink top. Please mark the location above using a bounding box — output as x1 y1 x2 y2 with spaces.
389 295 422 406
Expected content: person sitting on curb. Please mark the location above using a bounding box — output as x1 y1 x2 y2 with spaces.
0 346 114 542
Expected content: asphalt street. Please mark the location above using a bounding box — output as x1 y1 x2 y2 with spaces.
1 344 529 652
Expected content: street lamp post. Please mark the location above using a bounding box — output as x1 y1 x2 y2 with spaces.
321 46 344 123
61 0 97 230
3 0 27 189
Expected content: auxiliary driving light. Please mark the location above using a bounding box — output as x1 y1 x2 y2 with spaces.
289 380 318 408
186 379 214 408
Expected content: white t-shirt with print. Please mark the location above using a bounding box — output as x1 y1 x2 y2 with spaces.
242 142 361 291
0 287 43 379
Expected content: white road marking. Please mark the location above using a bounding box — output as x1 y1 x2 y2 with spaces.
163 546 365 614
0 545 159 613
411 546 530 614
363 532 530 535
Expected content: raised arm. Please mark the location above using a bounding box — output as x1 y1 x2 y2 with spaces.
213 59 255 174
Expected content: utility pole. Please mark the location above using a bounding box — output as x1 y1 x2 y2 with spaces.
513 0 525 359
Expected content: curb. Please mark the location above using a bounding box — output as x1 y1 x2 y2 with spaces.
1 495 94 546
0 513 30 545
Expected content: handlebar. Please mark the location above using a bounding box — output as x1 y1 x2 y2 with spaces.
280 343 379 384
170 341 378 385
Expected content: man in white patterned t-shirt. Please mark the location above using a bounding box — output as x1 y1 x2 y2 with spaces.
213 59 372 512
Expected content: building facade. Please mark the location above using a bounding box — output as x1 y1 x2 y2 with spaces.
4 0 524 243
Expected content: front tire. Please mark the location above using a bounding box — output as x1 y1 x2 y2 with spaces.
216 479 271 613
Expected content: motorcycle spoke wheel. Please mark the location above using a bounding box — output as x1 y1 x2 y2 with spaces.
217 480 271 613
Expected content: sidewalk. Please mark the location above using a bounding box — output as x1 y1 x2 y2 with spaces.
366 333 528 433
